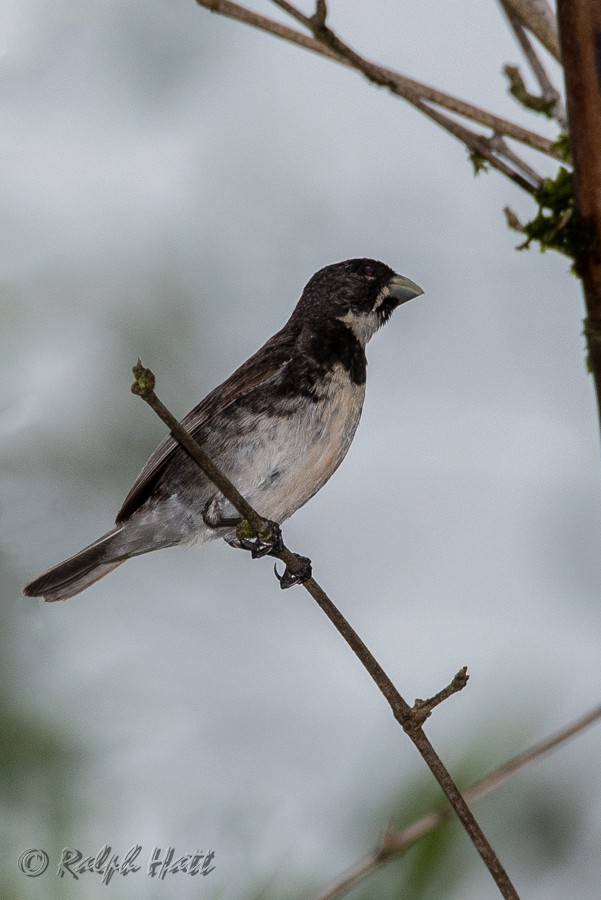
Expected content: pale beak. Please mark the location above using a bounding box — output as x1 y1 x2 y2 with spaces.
387 273 424 304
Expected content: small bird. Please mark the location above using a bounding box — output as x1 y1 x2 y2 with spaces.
23 259 423 602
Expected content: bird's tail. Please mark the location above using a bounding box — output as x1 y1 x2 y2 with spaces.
22 528 127 603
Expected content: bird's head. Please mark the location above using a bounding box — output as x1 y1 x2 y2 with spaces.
293 258 423 346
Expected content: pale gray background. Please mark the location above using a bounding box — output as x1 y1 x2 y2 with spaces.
2 1 601 898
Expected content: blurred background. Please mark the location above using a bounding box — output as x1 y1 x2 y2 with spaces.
2 1 601 897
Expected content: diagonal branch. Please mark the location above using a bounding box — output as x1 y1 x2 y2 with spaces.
410 98 541 192
131 360 519 900
287 0 543 190
489 132 543 186
313 702 601 900
197 0 561 170
500 0 561 61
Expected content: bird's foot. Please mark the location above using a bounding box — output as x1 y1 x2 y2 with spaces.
236 519 284 559
274 555 312 589
213 510 309 585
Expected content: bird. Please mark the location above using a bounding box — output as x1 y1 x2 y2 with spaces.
23 258 423 602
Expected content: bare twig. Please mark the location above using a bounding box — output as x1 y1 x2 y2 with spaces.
131 360 519 900
196 0 561 164
503 206 525 232
489 132 543 187
395 89 541 192
274 0 544 189
270 0 312 29
500 0 561 61
313 703 601 900
311 0 327 31
500 1 567 128
411 666 469 726
131 361 266 537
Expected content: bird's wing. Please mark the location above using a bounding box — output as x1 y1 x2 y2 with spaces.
116 326 295 523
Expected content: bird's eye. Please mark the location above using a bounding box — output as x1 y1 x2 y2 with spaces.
360 264 376 278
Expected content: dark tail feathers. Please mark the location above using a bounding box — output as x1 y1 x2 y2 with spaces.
23 529 125 602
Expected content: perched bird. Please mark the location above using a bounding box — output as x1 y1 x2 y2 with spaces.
23 258 423 602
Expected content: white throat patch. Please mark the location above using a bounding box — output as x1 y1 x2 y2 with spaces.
336 309 380 347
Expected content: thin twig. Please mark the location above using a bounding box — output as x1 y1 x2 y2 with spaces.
410 99 540 192
271 0 542 190
313 703 601 900
196 0 561 162
412 666 469 725
500 1 567 128
503 206 525 232
489 132 543 186
270 0 309 28
500 0 561 61
131 361 519 900
131 361 266 537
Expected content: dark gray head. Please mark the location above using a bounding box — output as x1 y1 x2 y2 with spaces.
292 258 423 346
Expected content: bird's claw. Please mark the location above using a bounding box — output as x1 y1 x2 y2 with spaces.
235 520 311 587
274 555 312 589
238 520 284 559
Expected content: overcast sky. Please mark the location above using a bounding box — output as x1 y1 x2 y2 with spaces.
2 2 601 899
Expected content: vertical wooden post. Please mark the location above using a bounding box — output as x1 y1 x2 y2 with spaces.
557 1 601 426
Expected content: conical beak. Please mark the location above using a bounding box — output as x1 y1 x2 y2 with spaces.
387 273 424 304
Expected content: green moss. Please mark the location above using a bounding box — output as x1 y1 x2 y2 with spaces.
517 167 597 275
236 518 256 541
468 152 489 176
503 65 557 118
551 132 571 162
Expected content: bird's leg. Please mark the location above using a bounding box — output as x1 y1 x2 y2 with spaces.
202 499 283 559
202 500 241 531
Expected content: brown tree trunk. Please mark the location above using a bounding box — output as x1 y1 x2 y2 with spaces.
557 1 601 430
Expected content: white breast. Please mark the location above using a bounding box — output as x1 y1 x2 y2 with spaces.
243 363 366 523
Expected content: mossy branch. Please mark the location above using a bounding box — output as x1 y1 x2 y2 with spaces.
503 65 559 118
515 167 597 275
